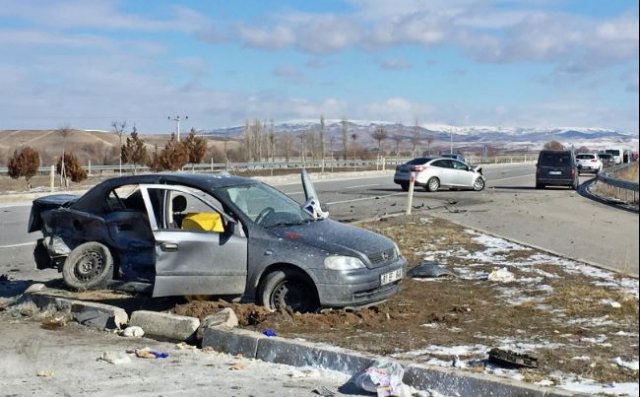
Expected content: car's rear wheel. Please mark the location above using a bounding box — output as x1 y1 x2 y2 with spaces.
62 242 114 291
260 269 319 313
473 177 485 191
426 177 440 192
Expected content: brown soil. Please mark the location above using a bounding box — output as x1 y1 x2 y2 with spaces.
173 215 639 386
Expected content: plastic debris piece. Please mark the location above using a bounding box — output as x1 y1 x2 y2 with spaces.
122 326 145 337
135 347 168 359
262 328 277 337
354 359 405 396
36 370 55 378
407 262 453 279
488 348 538 369
98 351 131 365
487 268 515 283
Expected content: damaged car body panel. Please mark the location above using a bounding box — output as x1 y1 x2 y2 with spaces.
29 172 406 311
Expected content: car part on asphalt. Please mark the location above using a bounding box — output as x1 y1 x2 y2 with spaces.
407 262 454 278
488 348 538 369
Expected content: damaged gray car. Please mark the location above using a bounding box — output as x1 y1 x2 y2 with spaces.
28 171 406 312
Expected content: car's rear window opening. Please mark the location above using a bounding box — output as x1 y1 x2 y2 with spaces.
539 152 571 166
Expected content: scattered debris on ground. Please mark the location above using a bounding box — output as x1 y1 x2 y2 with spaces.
173 215 639 395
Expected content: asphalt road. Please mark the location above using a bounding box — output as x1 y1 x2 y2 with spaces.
0 312 369 397
1 163 638 279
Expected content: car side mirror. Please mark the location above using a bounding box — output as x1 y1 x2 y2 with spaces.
302 198 329 220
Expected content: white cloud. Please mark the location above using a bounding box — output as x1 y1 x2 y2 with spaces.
379 59 411 70
0 0 209 33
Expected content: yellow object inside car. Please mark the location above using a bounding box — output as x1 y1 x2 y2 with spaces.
181 212 224 233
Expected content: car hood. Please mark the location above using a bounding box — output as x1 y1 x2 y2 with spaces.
270 218 398 269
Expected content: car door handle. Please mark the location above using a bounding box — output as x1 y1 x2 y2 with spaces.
160 242 178 252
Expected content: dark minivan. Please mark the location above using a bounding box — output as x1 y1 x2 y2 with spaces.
536 150 579 190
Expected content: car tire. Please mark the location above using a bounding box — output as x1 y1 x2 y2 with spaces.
400 183 409 192
62 242 114 291
535 182 544 189
259 268 319 313
472 177 485 191
426 177 440 192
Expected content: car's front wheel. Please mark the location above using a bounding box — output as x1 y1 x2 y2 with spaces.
473 177 485 191
260 269 319 313
62 242 114 291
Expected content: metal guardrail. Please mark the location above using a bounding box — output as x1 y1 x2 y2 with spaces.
597 163 639 192
0 155 535 176
594 162 639 205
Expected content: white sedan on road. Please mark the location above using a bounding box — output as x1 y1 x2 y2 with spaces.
393 157 485 192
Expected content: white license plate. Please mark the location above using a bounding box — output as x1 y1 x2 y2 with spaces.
549 171 561 175
381 268 403 285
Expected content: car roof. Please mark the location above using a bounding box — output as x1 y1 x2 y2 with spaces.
72 172 257 212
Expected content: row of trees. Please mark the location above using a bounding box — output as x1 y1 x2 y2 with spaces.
6 125 209 187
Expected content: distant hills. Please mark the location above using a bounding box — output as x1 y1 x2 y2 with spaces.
1 121 637 165
204 120 638 152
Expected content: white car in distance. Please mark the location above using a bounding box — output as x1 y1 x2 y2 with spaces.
393 157 485 192
576 153 603 174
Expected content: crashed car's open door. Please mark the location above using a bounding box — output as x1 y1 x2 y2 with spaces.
139 184 247 297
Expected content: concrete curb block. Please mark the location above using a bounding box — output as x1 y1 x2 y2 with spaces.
24 290 128 329
130 310 200 341
404 364 581 397
201 326 584 397
256 336 375 376
202 326 265 358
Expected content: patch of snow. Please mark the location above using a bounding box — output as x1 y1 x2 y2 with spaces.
393 344 488 359
613 330 639 337
557 378 639 396
612 357 639 371
571 356 591 361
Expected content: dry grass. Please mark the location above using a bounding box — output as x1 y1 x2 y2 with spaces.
592 163 639 204
545 284 638 318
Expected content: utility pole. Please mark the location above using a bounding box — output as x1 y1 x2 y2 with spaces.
168 115 188 141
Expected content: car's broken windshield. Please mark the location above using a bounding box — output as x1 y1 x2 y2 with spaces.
221 183 313 226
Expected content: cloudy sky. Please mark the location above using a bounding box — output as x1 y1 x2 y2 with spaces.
1 0 638 133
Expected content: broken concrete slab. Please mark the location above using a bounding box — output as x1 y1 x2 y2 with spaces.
21 290 128 329
196 308 239 340
129 310 199 342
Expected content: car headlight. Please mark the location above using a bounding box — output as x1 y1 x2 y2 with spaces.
324 256 366 270
393 242 402 257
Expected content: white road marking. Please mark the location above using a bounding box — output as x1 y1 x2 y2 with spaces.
328 193 405 205
344 183 378 189
0 242 36 249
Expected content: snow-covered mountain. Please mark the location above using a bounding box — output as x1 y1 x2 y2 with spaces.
204 120 638 151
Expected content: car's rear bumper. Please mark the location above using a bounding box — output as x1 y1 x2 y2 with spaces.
537 177 574 186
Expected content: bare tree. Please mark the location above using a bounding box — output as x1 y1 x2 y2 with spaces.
350 133 358 161
111 121 127 176
425 136 435 155
280 132 294 163
576 145 590 153
319 115 326 172
56 126 72 187
371 126 388 158
340 117 349 161
391 134 403 160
